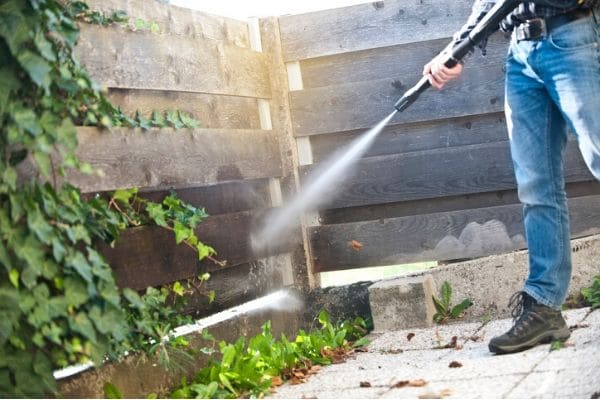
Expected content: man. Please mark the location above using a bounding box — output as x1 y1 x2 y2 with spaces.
424 0 599 354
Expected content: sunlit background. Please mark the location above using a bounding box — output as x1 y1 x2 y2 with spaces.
169 0 370 20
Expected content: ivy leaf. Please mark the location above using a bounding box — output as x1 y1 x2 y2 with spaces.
8 269 19 288
27 206 53 243
197 243 214 261
66 251 93 283
51 237 67 262
146 202 167 227
123 288 144 309
172 281 185 296
13 107 42 136
173 221 191 244
33 29 56 62
150 110 165 127
16 50 52 90
0 65 20 114
69 312 97 342
208 290 215 304
21 266 40 289
64 277 89 308
90 305 128 341
112 188 137 204
55 118 78 151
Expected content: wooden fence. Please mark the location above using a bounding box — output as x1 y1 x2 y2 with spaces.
277 0 600 273
68 0 303 316
69 0 600 308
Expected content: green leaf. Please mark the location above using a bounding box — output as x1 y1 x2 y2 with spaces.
104 382 123 399
27 206 53 243
64 277 89 307
55 118 78 151
8 269 19 288
0 65 20 114
196 243 213 261
441 281 452 309
66 251 93 282
145 202 167 227
112 188 137 204
13 107 42 136
51 237 67 262
218 372 237 395
69 312 97 342
208 290 215 304
173 221 191 244
34 29 56 62
123 288 144 309
17 50 52 90
172 281 185 296
33 151 52 177
450 298 473 319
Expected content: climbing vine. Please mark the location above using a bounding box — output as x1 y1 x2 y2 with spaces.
0 0 212 396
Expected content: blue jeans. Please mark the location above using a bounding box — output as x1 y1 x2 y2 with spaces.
505 9 600 309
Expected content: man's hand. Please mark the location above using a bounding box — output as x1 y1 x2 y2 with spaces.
423 54 464 90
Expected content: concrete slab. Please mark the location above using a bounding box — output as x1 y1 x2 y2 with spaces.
266 308 599 399
368 274 437 331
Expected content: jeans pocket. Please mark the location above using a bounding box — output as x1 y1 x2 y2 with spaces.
548 17 598 51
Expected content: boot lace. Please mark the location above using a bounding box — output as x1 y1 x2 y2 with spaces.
507 291 536 336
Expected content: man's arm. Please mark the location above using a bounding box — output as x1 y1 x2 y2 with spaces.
424 0 498 89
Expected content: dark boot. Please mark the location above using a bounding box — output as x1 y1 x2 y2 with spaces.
488 291 570 354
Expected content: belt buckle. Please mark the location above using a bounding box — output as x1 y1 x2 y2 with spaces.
516 18 547 41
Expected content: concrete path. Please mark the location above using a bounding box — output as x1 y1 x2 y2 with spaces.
268 308 599 399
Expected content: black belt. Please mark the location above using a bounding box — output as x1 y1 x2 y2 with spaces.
515 9 592 41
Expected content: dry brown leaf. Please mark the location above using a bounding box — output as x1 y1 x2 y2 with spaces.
448 361 463 368
407 332 415 341
391 379 428 388
418 388 453 399
360 381 372 388
270 376 283 387
348 239 364 251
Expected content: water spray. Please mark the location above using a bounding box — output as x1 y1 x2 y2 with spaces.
252 0 520 253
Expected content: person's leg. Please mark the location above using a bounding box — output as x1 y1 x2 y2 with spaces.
488 36 572 354
505 39 571 310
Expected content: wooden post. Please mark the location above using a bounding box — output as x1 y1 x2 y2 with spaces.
257 17 320 290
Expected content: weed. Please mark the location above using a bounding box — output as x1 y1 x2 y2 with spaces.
581 275 600 309
169 311 370 398
432 281 473 324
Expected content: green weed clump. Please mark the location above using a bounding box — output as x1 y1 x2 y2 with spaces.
169 311 370 399
432 281 473 324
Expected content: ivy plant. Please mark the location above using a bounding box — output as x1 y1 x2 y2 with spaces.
0 0 208 396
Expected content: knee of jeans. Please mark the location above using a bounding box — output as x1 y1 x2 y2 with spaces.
517 180 566 206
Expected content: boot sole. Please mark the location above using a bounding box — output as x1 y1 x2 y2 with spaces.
489 327 571 354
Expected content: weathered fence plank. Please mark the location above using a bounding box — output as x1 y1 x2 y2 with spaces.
185 260 286 318
67 127 281 193
289 62 505 136
76 25 270 98
278 0 473 61
309 194 600 272
107 89 261 130
85 0 250 47
299 33 508 89
139 179 271 216
102 211 260 290
300 140 593 209
320 182 600 225
310 112 507 162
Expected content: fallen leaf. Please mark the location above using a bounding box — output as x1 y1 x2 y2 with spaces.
407 332 415 341
448 361 463 368
360 381 372 388
271 376 283 386
418 388 453 399
348 239 364 251
382 348 403 354
435 336 463 350
391 379 428 388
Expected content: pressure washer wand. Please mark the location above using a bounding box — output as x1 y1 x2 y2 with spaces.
394 0 521 112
